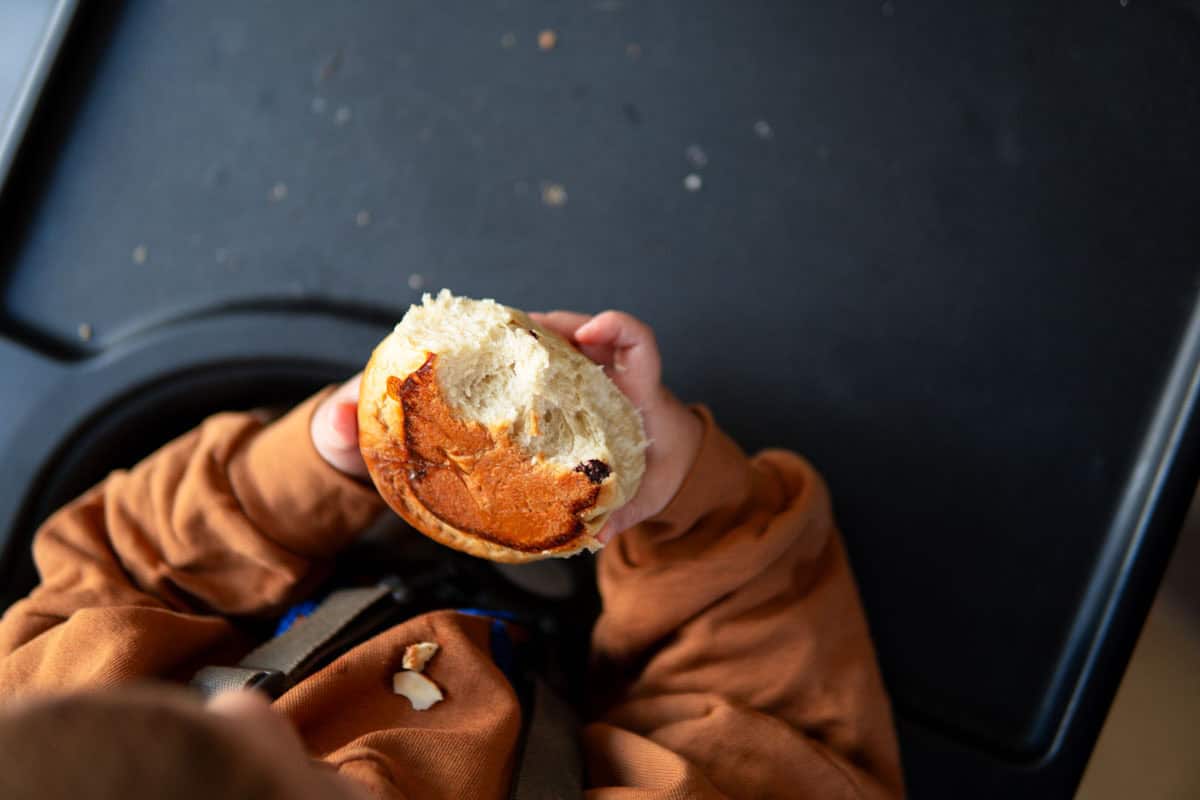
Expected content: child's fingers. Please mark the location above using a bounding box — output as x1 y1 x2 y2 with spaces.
575 310 654 350
596 501 641 544
312 401 362 463
531 312 638 395
528 310 593 342
531 310 593 329
329 373 362 404
311 375 369 479
329 401 359 444
577 341 615 367
596 518 623 545
530 312 616 369
574 311 662 403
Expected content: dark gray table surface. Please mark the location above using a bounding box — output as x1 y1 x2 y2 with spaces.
2 1 1199 796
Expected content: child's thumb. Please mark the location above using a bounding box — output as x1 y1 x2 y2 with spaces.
312 396 369 478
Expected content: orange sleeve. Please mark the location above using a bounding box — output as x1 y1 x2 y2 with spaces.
584 408 906 800
0 389 383 695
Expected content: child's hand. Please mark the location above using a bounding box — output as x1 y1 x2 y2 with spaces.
314 310 703 542
311 375 369 479
530 310 704 543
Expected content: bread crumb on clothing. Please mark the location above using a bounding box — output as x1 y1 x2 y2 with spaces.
402 641 440 672
393 671 444 710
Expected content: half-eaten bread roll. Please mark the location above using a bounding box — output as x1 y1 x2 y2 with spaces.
358 290 647 562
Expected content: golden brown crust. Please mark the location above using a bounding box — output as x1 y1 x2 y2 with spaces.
359 350 610 562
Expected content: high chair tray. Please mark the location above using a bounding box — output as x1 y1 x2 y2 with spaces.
1 1 1198 796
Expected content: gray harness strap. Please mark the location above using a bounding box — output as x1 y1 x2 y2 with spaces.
191 581 395 698
510 677 584 800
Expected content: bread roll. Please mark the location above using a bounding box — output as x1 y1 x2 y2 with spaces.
358 291 647 562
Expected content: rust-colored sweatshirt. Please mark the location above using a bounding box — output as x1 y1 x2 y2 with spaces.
0 390 904 799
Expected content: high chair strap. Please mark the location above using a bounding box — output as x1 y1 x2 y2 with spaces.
191 580 400 699
510 677 583 800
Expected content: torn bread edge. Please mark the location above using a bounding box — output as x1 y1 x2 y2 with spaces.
402 641 440 672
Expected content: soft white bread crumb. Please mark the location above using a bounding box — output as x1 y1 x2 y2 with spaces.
392 671 444 710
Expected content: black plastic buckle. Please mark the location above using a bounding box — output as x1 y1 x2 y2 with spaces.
246 668 287 699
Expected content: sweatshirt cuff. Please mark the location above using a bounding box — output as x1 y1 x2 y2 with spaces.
639 405 753 542
228 387 385 559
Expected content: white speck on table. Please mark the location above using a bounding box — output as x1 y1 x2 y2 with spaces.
408 273 425 290
131 244 148 264
311 96 327 114
270 182 288 202
355 210 372 227
541 183 568 207
753 120 774 140
334 106 352 125
683 173 703 192
77 323 92 342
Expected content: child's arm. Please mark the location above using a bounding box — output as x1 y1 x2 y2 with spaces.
0 388 382 694
534 311 906 800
